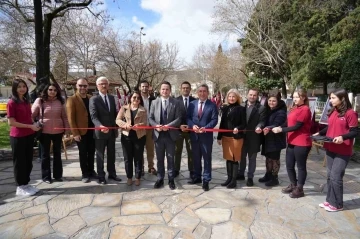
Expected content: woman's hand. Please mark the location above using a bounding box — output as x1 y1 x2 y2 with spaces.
272 127 282 133
333 136 344 144
123 123 132 130
263 127 270 135
217 139 222 145
30 124 40 132
312 132 319 136
233 128 238 134
255 127 262 134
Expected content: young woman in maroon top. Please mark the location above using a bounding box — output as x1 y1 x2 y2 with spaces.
7 78 41 196
314 89 358 212
272 89 312 198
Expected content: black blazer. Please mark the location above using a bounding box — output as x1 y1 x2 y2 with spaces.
176 95 196 125
89 94 118 139
217 104 246 140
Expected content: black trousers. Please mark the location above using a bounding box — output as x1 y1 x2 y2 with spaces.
285 144 311 186
10 134 35 186
39 133 64 180
95 137 116 179
76 130 95 177
121 134 146 179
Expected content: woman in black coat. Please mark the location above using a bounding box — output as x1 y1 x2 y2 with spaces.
259 93 287 186
217 89 246 188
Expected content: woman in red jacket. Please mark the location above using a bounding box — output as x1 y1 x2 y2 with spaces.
315 89 358 212
272 89 312 198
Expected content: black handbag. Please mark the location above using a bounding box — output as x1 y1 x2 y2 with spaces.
35 100 44 140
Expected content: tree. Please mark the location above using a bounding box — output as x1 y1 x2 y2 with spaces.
339 40 360 94
0 0 100 86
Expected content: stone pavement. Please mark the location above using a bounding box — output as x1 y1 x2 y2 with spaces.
0 137 360 239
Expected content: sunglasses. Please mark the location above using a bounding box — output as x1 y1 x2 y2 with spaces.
78 84 88 88
48 89 57 92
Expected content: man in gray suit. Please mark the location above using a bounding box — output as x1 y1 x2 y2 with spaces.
89 76 121 185
149 81 182 190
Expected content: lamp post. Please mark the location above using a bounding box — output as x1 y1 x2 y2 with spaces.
140 27 146 67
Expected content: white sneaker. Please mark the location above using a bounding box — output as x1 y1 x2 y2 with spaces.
16 186 36 196
25 185 40 194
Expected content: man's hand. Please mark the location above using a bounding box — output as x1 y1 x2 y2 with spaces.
100 125 109 133
217 139 222 145
255 127 262 134
155 125 163 132
74 135 81 142
272 127 282 134
263 127 270 135
180 125 189 132
199 127 206 133
193 125 200 133
233 128 239 134
333 136 344 144
162 125 169 131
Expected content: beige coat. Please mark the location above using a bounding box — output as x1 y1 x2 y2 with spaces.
116 104 147 139
66 92 92 136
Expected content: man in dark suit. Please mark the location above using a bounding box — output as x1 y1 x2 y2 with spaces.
66 78 97 183
89 76 121 184
139 80 157 176
187 84 218 191
238 88 266 186
149 81 182 190
174 81 196 178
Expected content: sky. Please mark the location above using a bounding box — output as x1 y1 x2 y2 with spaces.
104 0 235 63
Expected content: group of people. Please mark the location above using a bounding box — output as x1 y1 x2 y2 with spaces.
7 76 358 212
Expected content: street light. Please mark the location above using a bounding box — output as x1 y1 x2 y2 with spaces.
140 27 146 66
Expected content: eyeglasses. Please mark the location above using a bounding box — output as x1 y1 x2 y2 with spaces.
48 89 57 92
78 85 88 88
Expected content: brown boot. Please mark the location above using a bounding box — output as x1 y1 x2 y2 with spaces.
282 184 296 194
289 186 304 198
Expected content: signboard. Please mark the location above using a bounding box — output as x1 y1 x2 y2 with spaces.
319 98 332 125
285 98 293 112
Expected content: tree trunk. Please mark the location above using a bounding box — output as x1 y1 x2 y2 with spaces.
34 0 44 85
323 80 327 95
281 78 287 99
43 14 53 84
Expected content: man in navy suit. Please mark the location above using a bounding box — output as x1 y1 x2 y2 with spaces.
174 81 196 178
149 81 182 190
187 84 218 191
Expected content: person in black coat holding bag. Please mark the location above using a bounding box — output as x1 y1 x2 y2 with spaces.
260 93 287 186
217 89 246 188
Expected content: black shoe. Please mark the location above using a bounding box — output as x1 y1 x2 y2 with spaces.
237 175 245 180
98 178 107 185
258 172 272 183
187 178 202 184
221 161 232 187
89 171 98 179
189 171 195 180
202 182 209 191
265 176 279 187
53 178 63 182
174 170 180 178
169 180 176 190
246 178 254 187
142 166 145 176
227 163 238 189
221 177 232 187
43 179 52 184
82 177 90 183
154 179 164 189
108 175 122 182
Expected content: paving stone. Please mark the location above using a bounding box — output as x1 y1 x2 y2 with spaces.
168 208 200 231
73 222 110 239
110 225 148 239
110 214 164 227
23 204 48 217
196 189 243 208
0 214 53 238
193 222 212 239
138 225 180 239
195 208 231 225
211 221 249 239
69 209 79 216
284 218 330 234
47 191 93 219
250 221 296 239
188 200 210 210
0 201 33 216
121 200 161 215
34 194 58 206
151 196 168 205
174 230 196 239
122 189 177 201
52 215 86 236
35 232 68 239
231 207 256 228
295 230 340 239
0 211 23 225
91 193 122 207
255 213 284 225
319 209 360 234
79 206 120 226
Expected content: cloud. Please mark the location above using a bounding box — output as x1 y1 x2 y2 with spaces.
132 16 147 28
137 0 231 63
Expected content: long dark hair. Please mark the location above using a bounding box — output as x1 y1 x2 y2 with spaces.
327 88 352 117
11 78 30 104
129 91 144 107
41 83 64 104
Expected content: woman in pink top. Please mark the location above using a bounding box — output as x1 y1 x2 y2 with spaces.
32 83 70 184
7 78 41 196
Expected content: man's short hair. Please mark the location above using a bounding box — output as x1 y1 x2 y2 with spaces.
160 81 172 90
96 76 109 85
180 81 191 88
139 80 150 86
248 88 259 94
197 84 209 92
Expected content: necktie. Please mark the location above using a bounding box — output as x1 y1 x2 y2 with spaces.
198 101 203 118
163 100 167 119
104 95 109 111
184 98 188 108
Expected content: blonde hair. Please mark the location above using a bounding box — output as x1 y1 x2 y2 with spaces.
225 89 242 105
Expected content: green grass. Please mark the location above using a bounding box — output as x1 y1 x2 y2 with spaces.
0 122 10 149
